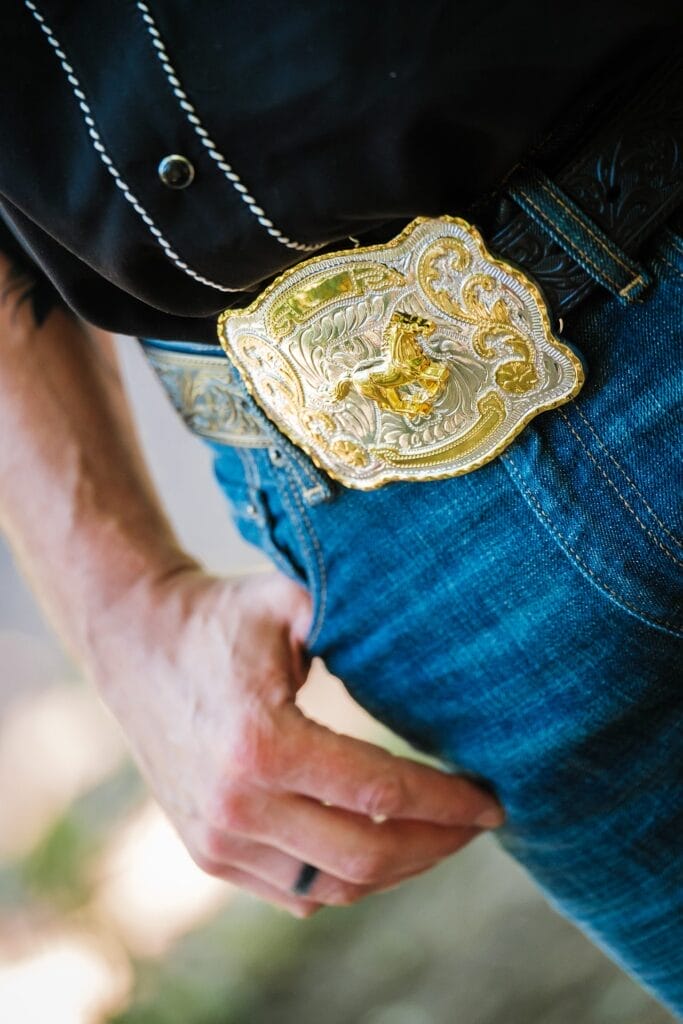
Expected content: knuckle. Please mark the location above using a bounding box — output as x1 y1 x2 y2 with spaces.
189 848 224 879
330 883 365 907
344 849 388 886
359 773 408 820
292 903 319 919
199 825 226 860
310 874 354 906
230 713 280 783
216 786 251 833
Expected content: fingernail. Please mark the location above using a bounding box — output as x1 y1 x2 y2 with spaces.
474 806 505 828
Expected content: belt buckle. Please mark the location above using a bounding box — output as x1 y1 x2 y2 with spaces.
217 216 584 490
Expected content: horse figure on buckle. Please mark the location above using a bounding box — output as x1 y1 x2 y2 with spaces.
330 310 449 419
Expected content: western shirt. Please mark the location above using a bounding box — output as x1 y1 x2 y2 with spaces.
0 0 678 342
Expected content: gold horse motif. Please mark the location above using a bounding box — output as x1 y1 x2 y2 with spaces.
330 311 449 418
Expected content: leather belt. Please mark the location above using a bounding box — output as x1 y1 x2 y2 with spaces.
489 52 683 315
142 344 271 449
143 52 683 487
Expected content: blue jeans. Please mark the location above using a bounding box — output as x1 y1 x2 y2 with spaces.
146 223 683 1014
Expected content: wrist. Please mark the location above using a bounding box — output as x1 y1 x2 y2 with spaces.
79 540 203 693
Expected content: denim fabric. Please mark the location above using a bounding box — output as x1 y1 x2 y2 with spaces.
150 223 683 1014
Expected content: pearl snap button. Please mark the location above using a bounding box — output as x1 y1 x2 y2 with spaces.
158 154 195 189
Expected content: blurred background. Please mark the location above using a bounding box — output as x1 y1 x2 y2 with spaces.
0 338 675 1024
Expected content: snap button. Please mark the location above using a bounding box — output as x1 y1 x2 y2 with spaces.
158 154 195 190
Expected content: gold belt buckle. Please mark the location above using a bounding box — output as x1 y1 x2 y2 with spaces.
217 216 584 490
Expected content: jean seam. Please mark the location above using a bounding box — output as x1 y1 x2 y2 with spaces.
277 444 325 494
268 440 333 505
501 452 683 638
261 520 306 580
537 179 638 278
662 229 683 258
263 467 314 580
516 188 624 293
570 404 683 550
233 448 305 578
557 409 683 567
652 253 683 280
279 463 328 649
232 373 332 502
235 446 260 491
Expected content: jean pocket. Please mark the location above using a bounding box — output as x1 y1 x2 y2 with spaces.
502 425 683 638
501 234 683 637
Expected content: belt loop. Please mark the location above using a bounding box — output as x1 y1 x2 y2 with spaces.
507 166 651 303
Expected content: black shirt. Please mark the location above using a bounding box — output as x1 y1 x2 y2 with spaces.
0 1 679 342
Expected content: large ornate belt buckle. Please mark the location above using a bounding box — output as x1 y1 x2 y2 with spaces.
217 216 584 489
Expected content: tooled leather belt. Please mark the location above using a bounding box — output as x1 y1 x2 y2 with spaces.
143 52 683 490
487 53 683 315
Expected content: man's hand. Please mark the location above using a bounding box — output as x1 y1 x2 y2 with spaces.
98 568 505 917
0 259 502 919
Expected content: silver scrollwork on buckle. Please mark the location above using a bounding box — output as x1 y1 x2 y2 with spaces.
217 216 584 490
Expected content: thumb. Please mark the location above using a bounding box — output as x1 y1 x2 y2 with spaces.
275 574 314 650
260 570 315 673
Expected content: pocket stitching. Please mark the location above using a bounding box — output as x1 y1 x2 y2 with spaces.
662 228 683 257
569 404 683 550
558 409 683 566
652 252 683 280
501 451 683 638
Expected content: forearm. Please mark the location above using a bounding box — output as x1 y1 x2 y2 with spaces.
0 260 197 671
0 258 506 918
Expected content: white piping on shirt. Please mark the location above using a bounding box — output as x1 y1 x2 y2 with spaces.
135 0 321 254
23 0 253 293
